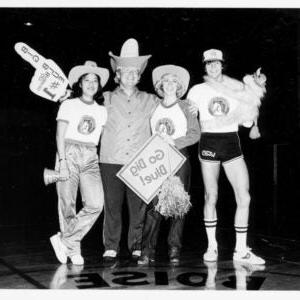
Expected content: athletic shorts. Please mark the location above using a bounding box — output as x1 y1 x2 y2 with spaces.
199 132 243 164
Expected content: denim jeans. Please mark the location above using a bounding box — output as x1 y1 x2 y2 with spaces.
56 142 104 256
100 163 147 253
141 148 191 256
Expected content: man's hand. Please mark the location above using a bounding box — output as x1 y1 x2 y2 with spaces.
249 125 261 139
187 99 199 116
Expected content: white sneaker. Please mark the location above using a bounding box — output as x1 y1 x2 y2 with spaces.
50 233 67 264
203 247 218 262
103 250 117 258
132 250 141 257
233 248 265 265
70 254 84 265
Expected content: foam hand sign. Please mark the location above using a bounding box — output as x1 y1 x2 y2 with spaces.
14 42 69 102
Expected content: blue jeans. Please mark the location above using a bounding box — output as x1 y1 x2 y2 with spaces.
56 142 104 256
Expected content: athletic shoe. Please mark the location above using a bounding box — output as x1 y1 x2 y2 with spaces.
137 254 155 266
203 247 218 262
70 254 84 265
132 250 141 258
50 233 67 264
233 248 265 265
103 250 117 258
169 247 180 263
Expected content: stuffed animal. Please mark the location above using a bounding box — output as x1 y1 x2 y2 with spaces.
203 68 267 139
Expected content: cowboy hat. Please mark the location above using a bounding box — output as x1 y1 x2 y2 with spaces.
109 38 152 74
68 60 110 87
152 64 190 98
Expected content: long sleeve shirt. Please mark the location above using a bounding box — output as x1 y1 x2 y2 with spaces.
99 87 159 165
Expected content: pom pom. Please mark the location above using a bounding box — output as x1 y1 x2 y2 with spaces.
155 175 192 218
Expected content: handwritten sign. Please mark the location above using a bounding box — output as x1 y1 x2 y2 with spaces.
14 42 69 102
117 134 186 204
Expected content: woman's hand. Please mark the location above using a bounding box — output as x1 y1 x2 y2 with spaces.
59 160 70 181
58 89 71 103
160 133 175 146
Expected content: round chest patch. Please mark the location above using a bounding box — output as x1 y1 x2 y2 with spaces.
155 118 175 136
208 97 230 116
78 115 96 135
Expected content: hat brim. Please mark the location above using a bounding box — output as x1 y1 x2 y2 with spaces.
68 65 110 88
152 65 190 98
109 52 152 74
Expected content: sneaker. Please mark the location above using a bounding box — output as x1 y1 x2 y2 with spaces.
132 250 141 258
50 233 67 264
103 250 117 258
233 248 265 265
137 254 155 266
70 254 84 265
203 247 218 262
169 247 180 263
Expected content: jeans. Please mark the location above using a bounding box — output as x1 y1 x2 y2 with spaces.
100 163 147 253
56 142 104 256
141 148 191 256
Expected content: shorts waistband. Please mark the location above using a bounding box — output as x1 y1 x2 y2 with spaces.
202 131 238 137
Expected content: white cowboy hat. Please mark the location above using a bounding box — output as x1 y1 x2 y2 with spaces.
109 38 152 74
68 60 110 87
152 64 190 98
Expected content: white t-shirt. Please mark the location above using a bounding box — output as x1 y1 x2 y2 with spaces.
56 98 107 146
150 102 187 139
187 82 239 133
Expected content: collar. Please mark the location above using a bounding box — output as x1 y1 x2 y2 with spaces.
79 97 95 105
160 99 180 108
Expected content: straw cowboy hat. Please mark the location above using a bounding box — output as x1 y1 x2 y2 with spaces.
109 38 152 74
152 64 190 98
68 60 110 87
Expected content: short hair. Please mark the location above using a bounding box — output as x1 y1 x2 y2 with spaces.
154 73 185 99
71 73 104 105
203 60 227 73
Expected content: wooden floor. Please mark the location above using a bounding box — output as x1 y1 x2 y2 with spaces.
0 230 300 291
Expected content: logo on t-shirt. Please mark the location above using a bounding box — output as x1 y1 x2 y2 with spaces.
208 97 229 116
155 118 175 136
77 115 96 135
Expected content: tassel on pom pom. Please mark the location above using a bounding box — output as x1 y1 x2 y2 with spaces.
155 175 192 218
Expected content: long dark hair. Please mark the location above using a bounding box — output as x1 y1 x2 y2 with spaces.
71 73 105 105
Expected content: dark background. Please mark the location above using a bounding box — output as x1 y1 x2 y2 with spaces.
0 8 299 252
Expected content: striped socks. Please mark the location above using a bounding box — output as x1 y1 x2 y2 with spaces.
235 225 248 252
204 219 218 249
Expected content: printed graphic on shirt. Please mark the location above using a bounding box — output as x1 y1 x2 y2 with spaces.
77 115 96 135
208 97 230 116
154 118 175 136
